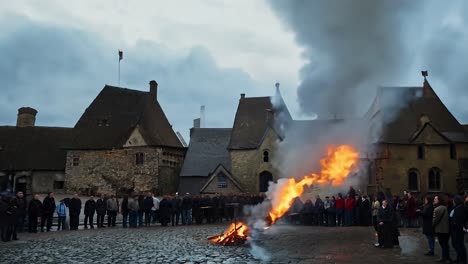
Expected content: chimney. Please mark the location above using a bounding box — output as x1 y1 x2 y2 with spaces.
275 82 280 95
193 118 200 128
17 107 37 127
240 93 245 99
149 80 158 102
200 105 205 128
421 70 436 98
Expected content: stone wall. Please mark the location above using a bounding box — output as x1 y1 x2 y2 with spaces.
230 128 280 193
65 147 184 195
368 143 468 196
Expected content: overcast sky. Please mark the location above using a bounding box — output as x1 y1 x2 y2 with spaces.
1 1 467 142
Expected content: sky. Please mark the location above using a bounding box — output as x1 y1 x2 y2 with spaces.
1 1 467 142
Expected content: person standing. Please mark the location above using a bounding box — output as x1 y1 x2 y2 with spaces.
107 195 118 227
152 193 160 225
0 196 9 241
360 195 371 226
143 192 154 226
121 194 129 228
69 193 82 230
417 196 435 256
406 192 417 228
41 192 56 232
4 197 19 241
159 195 171 226
315 195 324 226
335 193 344 227
376 199 394 248
372 195 381 232
344 194 355 226
84 196 96 229
433 195 451 263
28 194 42 233
171 193 181 226
56 199 67 231
137 194 144 227
128 195 139 228
182 193 193 225
15 191 27 233
323 196 331 226
96 194 107 228
450 195 467 264
328 196 336 227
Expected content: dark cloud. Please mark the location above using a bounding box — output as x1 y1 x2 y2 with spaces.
0 15 257 140
268 0 468 123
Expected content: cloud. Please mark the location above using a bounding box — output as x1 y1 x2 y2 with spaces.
0 15 258 140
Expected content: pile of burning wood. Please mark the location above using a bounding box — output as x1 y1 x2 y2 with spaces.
208 222 249 246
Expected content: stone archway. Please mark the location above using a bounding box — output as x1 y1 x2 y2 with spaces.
259 171 273 192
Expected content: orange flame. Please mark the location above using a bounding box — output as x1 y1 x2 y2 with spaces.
209 222 249 246
268 145 359 224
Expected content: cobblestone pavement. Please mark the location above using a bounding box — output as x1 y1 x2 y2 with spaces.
0 224 443 264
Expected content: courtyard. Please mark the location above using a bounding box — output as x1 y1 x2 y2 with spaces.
0 224 435 264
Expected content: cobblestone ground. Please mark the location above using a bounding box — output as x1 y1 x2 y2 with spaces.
0 224 446 264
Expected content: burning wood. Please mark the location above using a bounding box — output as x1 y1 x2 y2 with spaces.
208 222 249 246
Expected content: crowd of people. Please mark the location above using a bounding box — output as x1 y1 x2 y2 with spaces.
1 187 467 263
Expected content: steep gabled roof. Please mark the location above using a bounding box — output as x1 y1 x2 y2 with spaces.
368 79 467 144
179 128 232 177
69 85 182 149
228 90 292 150
0 126 72 170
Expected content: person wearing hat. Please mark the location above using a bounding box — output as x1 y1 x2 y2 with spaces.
450 195 466 264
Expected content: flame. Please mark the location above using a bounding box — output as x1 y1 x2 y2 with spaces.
268 145 359 224
209 222 249 246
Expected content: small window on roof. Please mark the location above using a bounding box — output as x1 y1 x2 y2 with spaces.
72 155 80 166
218 173 228 188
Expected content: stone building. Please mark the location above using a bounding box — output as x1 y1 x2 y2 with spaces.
65 81 185 195
365 75 468 195
0 107 72 195
178 128 242 194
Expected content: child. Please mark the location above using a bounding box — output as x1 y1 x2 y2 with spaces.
56 199 67 231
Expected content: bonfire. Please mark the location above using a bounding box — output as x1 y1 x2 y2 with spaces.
209 145 359 246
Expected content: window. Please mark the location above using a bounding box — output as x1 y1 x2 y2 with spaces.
135 152 144 165
417 145 425 160
450 144 457 160
428 167 441 191
217 173 228 188
408 169 419 191
98 119 109 126
53 181 65 190
263 150 269 162
72 155 80 166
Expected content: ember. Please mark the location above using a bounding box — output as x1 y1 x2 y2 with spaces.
208 222 249 246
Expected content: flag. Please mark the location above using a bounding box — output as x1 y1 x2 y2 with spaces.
118 49 123 61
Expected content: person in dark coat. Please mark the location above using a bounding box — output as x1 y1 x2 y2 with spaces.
28 194 43 233
433 195 451 263
96 194 107 228
84 196 96 229
406 192 417 228
0 195 8 241
137 194 145 227
360 195 371 226
5 197 19 241
158 196 171 226
170 194 181 226
450 195 467 264
15 191 27 233
301 199 315 225
181 193 193 225
376 199 394 248
192 195 202 225
41 192 56 232
69 193 82 230
121 194 129 228
143 192 154 226
417 196 435 256
315 195 324 226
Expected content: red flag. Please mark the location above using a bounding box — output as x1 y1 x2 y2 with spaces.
118 49 123 61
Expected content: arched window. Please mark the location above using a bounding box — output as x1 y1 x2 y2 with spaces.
263 150 269 162
135 152 144 165
428 167 441 191
217 173 227 188
408 168 419 191
259 171 273 192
